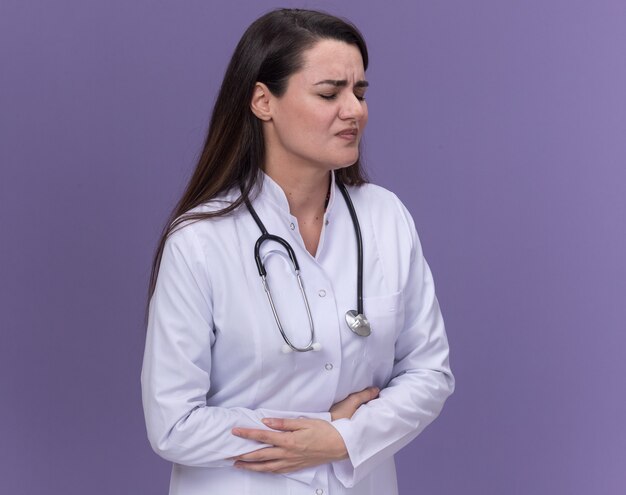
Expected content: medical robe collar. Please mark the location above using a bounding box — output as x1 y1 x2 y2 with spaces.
256 169 337 219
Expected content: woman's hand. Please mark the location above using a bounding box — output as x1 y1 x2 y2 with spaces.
330 386 379 421
230 386 380 473
231 418 347 473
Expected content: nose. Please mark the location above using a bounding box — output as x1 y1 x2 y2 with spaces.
339 92 366 121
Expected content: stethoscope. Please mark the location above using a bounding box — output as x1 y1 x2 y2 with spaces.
244 180 371 353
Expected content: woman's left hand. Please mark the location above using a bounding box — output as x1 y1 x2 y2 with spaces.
230 418 348 473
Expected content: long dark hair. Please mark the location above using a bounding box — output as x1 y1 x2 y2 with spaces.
147 8 370 308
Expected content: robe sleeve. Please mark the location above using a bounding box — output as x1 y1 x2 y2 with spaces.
329 196 455 488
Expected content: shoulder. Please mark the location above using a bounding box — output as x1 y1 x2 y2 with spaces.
347 182 409 219
168 187 244 240
186 186 241 216
348 181 415 234
347 181 397 202
344 181 423 262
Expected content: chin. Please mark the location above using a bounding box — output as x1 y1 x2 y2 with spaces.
330 151 360 169
311 150 359 171
339 155 360 169
330 163 354 173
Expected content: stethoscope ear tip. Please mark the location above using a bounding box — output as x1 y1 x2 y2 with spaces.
311 342 322 351
281 344 294 354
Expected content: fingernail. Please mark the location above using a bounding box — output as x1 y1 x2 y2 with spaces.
262 418 274 426
232 428 241 436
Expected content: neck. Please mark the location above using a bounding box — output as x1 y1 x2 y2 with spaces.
264 162 331 220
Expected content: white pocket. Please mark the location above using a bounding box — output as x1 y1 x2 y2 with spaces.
362 291 405 379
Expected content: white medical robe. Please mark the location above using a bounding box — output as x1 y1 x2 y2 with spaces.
141 170 455 494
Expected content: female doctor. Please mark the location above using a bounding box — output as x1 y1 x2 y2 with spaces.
141 8 454 495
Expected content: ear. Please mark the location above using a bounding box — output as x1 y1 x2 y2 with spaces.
250 82 272 121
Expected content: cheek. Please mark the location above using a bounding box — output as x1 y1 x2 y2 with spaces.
297 110 336 144
306 104 336 132
280 101 331 136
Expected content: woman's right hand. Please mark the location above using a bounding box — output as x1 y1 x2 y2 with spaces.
229 386 381 473
330 386 380 421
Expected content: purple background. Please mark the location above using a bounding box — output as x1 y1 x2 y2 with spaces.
1 1 625 493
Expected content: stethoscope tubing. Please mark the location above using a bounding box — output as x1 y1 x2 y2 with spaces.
244 178 364 352
336 181 364 315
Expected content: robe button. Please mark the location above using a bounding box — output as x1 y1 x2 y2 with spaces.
289 222 295 230
325 363 333 371
318 289 326 297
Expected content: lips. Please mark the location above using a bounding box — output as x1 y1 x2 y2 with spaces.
336 128 358 137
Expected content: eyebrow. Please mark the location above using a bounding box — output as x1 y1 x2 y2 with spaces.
313 79 369 88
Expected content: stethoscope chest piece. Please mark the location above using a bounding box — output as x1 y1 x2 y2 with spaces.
345 310 371 337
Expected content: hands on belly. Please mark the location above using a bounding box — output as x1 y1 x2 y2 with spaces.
229 386 380 474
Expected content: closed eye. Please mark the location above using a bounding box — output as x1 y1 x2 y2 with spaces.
320 93 366 101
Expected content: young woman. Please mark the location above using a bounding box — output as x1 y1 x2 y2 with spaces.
141 8 454 495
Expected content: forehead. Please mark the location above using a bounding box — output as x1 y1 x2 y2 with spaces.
296 39 365 84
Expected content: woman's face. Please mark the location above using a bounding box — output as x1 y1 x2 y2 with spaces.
263 39 369 172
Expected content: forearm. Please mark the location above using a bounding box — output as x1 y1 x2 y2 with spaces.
143 400 331 466
330 366 454 487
